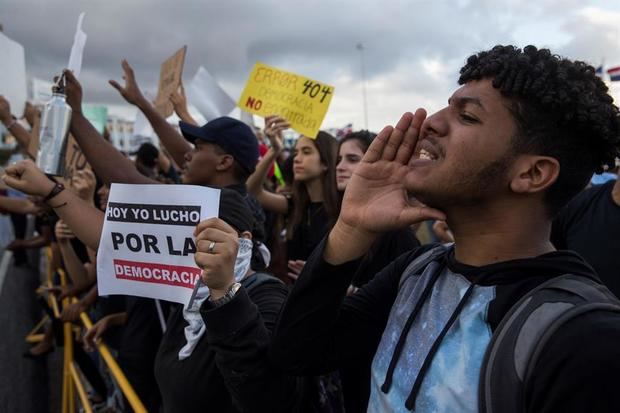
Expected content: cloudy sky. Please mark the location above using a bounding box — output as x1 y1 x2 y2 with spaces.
3 0 620 132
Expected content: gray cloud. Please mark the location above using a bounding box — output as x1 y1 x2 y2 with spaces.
2 0 619 129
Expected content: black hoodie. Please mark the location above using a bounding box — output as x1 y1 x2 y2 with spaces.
272 241 620 412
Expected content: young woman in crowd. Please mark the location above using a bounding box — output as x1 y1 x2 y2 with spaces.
247 116 339 264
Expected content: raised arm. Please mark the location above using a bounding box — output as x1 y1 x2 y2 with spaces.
246 116 289 214
0 96 32 153
63 70 154 185
0 195 40 215
271 111 447 375
55 220 92 289
109 60 192 167
170 86 198 126
3 160 105 250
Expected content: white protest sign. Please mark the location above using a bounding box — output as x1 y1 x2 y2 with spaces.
133 99 155 139
31 78 55 104
67 12 87 79
187 66 236 121
97 184 220 304
239 110 256 128
0 32 27 117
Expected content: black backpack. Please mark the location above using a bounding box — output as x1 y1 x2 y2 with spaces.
404 244 620 413
479 272 620 412
241 271 284 292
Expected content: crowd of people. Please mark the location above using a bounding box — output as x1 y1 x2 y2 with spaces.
1 44 620 413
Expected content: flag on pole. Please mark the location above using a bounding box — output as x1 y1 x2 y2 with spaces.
607 66 620 81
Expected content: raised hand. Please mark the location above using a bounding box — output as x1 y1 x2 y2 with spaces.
24 102 39 127
64 70 83 115
338 110 446 233
325 110 446 264
55 219 76 241
71 169 96 202
264 115 289 153
109 60 146 107
2 159 55 197
170 85 189 117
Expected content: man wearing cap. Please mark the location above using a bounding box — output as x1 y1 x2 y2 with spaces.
62 67 267 255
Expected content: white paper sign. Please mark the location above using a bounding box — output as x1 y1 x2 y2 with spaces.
0 33 28 117
97 184 220 304
67 12 87 79
186 66 236 121
240 110 256 128
31 78 55 104
133 106 154 139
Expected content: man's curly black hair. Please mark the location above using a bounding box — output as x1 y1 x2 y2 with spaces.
459 45 620 215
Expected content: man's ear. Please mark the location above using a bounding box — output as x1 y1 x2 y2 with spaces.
215 154 235 172
510 155 560 194
240 230 253 240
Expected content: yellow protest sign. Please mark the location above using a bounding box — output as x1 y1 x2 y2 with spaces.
238 62 335 138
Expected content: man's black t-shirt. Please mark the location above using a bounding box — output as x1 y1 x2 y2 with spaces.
552 180 620 297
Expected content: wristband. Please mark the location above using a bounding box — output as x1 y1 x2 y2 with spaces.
43 182 65 203
4 117 17 130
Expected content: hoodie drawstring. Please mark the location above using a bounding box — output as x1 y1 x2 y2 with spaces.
381 259 446 394
404 277 480 410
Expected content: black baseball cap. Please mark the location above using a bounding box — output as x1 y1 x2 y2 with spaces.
179 117 259 174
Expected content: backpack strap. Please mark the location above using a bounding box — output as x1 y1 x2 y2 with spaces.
479 274 620 413
398 243 452 288
241 271 283 293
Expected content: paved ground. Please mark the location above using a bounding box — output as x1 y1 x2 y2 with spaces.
0 249 61 413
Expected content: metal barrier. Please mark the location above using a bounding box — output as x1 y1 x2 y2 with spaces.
27 247 147 413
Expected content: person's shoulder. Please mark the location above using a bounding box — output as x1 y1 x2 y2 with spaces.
243 272 288 299
537 308 620 369
390 242 447 272
565 181 614 210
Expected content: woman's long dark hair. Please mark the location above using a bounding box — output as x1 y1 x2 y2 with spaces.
287 131 339 240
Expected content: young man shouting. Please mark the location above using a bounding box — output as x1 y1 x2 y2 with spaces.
272 45 620 412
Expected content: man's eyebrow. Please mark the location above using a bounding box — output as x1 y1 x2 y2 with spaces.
448 96 486 112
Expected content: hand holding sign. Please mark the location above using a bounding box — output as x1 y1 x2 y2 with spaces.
109 60 147 108
97 184 220 305
170 85 189 117
238 62 335 138
2 159 55 197
194 218 240 298
64 69 84 115
264 115 289 154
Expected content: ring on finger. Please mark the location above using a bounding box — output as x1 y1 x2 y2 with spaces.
207 241 216 254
